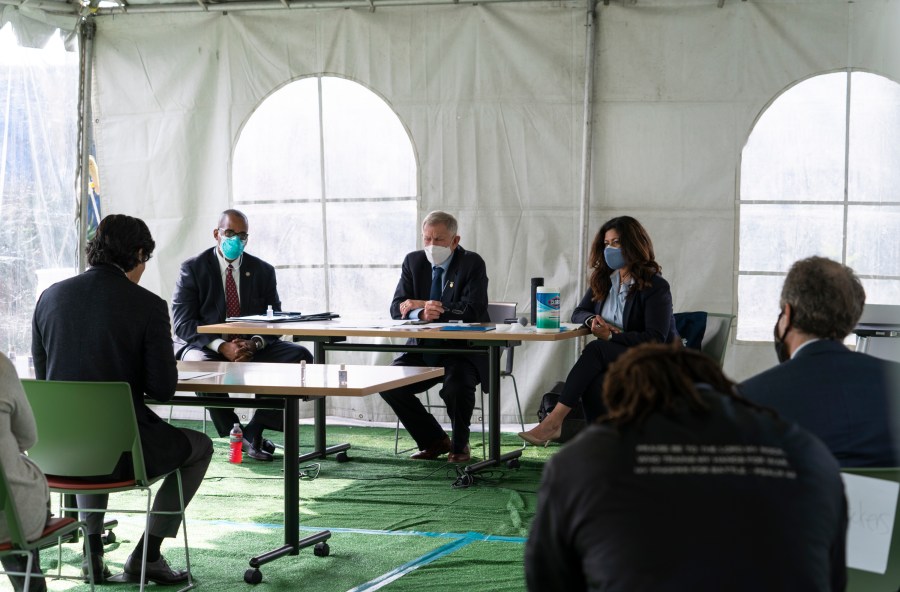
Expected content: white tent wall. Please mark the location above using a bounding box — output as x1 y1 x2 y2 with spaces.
88 0 900 424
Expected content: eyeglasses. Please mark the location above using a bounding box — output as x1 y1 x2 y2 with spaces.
140 254 152 264
219 229 249 241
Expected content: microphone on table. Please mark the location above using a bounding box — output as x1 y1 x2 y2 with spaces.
508 316 530 333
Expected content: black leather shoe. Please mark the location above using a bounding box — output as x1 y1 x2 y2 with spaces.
82 552 112 583
260 438 277 454
123 553 188 585
242 436 274 461
410 435 452 460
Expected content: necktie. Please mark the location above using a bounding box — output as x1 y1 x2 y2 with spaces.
226 265 241 318
430 266 444 300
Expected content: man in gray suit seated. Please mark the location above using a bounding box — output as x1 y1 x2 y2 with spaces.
739 256 900 468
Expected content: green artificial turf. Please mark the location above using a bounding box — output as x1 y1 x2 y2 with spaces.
14 422 558 591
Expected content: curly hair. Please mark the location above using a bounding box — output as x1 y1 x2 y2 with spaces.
587 216 661 302
86 214 155 272
601 343 769 428
780 256 866 340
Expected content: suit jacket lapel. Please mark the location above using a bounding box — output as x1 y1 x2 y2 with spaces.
440 247 465 304
205 249 228 320
622 290 635 330
441 254 462 302
238 256 253 315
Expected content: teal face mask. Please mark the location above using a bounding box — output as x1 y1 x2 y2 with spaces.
221 235 246 260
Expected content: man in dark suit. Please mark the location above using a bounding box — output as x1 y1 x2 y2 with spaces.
172 209 312 461
31 214 213 585
381 211 490 463
740 256 900 468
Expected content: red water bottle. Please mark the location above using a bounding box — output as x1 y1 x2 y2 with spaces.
229 423 243 464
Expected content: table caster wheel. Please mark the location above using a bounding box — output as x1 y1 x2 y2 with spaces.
244 568 263 585
314 542 330 557
506 459 521 470
102 530 116 545
336 451 350 463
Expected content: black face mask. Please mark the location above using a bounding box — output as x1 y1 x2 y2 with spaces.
773 310 791 364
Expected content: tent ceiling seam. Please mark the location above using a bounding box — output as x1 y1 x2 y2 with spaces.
87 0 552 16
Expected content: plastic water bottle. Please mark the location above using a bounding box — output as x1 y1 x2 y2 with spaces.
266 305 274 319
6 349 15 364
300 360 307 385
338 364 348 387
229 423 243 464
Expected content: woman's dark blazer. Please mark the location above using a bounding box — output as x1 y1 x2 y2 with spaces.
570 274 677 346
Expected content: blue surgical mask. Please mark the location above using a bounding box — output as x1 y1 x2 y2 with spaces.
604 246 626 270
221 235 246 260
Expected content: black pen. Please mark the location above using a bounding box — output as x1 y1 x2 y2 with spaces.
274 311 302 316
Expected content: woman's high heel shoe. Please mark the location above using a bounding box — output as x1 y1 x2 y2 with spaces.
518 424 563 447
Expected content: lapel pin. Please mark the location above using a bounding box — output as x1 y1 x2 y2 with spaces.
449 281 454 288
245 272 250 277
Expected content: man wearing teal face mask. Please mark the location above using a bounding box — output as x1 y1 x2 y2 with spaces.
172 209 312 462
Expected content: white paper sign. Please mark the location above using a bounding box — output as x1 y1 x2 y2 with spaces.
842 473 899 574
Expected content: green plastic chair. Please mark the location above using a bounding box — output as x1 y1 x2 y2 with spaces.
20 380 193 592
842 467 900 592
0 454 95 590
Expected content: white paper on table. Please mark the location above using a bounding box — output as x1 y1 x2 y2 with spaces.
842 472 899 574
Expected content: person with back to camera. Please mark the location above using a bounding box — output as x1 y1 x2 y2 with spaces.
525 343 848 592
740 256 900 467
0 352 50 592
518 216 677 446
32 214 213 584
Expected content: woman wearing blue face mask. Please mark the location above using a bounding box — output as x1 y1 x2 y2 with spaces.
519 216 678 446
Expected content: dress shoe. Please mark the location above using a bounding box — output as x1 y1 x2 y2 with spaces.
260 438 277 454
448 445 471 463
518 424 563 447
410 435 452 460
82 552 112 583
123 553 189 585
242 436 274 461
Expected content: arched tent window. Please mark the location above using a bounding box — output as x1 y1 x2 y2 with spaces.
737 71 900 341
232 76 418 316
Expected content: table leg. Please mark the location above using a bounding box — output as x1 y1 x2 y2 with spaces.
244 397 332 584
466 344 522 475
297 340 351 463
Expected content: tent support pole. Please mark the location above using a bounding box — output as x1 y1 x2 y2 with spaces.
77 18 95 272
575 0 597 351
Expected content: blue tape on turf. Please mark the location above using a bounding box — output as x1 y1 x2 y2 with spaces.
347 534 472 592
349 531 527 591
